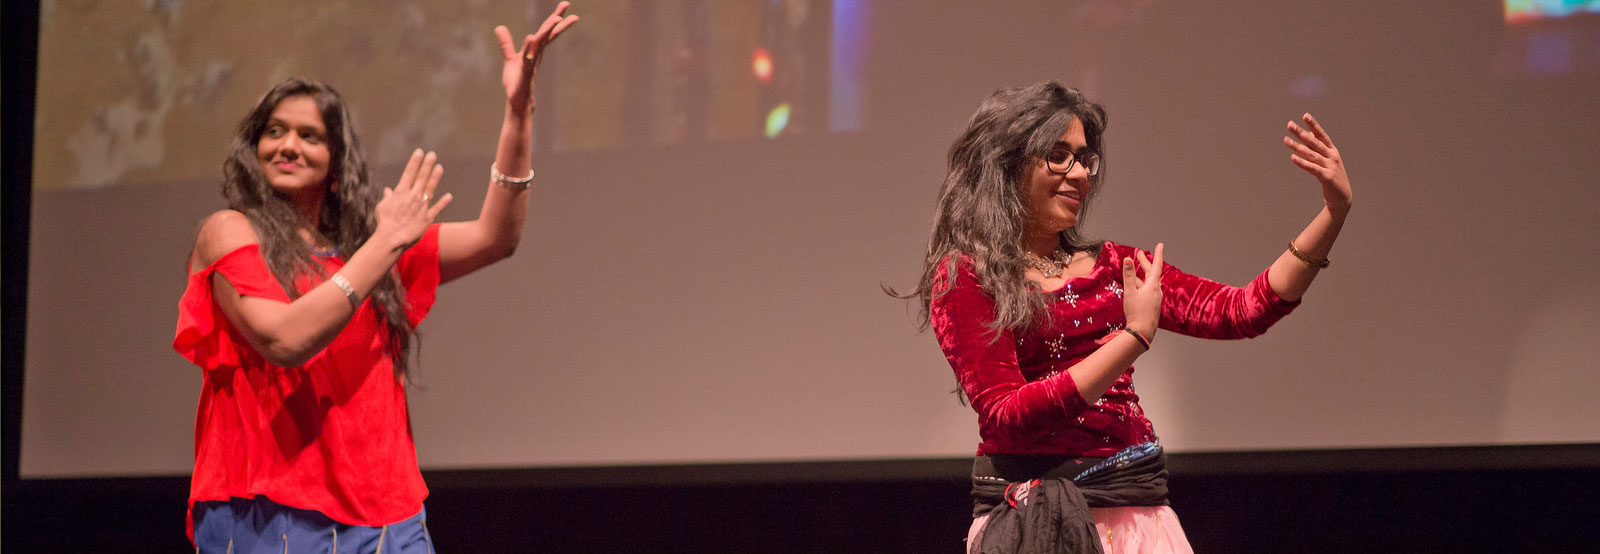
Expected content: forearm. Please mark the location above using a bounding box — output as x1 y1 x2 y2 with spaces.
1268 204 1347 302
230 235 407 366
1066 331 1147 404
479 108 535 254
971 333 1146 440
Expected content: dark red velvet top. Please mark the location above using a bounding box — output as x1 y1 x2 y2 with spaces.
931 241 1299 457
174 225 441 536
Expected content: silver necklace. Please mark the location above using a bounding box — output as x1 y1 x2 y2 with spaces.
1026 249 1074 278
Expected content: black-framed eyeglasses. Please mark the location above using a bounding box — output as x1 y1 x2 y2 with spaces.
1044 147 1100 176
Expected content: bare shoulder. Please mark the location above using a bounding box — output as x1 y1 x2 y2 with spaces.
191 210 261 269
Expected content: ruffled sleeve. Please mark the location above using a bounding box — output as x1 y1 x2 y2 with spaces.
173 244 290 369
1105 242 1300 340
394 224 442 326
930 256 1092 444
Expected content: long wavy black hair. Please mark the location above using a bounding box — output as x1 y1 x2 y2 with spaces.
222 78 416 379
898 81 1108 335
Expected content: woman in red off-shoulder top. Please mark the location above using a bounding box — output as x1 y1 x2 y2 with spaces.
898 82 1353 554
173 6 579 552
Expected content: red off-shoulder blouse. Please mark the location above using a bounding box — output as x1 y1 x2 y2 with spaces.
173 225 441 537
930 241 1299 457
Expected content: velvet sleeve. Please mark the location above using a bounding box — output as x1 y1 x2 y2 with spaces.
1108 243 1300 340
930 257 1092 444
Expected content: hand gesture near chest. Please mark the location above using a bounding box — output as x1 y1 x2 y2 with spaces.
1121 243 1165 340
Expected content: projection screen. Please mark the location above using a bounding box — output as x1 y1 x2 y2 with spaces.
22 0 1600 477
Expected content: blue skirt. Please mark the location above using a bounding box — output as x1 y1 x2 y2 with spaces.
193 496 433 553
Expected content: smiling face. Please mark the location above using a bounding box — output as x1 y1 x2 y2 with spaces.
256 95 333 202
1021 116 1093 237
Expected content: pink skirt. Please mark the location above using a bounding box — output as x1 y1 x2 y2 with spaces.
966 506 1194 554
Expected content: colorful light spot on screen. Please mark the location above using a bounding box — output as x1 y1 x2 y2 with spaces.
830 0 868 133
1288 75 1327 98
1504 0 1600 24
765 104 791 138
752 48 774 84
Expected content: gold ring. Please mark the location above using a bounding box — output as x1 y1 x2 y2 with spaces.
422 193 432 203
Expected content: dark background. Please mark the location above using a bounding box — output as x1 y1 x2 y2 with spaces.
5 451 1598 552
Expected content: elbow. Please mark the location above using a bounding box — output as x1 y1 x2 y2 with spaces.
980 415 1048 445
974 386 1087 443
258 337 321 368
977 405 1057 444
483 233 521 265
494 237 519 261
1233 308 1288 338
263 349 315 369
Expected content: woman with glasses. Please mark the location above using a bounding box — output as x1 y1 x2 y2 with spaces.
172 5 578 552
896 82 1351 553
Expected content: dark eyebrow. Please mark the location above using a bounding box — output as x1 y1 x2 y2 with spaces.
265 118 324 133
1051 141 1090 153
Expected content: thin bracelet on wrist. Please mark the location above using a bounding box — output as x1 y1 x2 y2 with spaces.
330 273 361 310
1287 241 1330 269
1125 328 1152 351
490 163 534 191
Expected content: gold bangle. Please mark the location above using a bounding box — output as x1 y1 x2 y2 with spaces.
1288 241 1330 269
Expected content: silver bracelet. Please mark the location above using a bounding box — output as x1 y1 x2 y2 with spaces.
329 273 360 310
490 163 535 191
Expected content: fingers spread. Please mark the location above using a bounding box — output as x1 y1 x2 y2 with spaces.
1303 112 1334 145
494 26 516 59
1287 121 1329 156
1122 257 1141 288
521 34 538 65
535 7 564 40
416 151 438 194
427 193 454 219
1150 242 1165 279
423 162 443 201
1284 135 1326 165
1289 153 1320 173
396 149 424 193
551 15 579 39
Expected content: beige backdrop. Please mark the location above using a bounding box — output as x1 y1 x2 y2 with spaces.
23 0 1600 477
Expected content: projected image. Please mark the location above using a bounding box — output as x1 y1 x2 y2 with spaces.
32 0 868 189
1505 0 1600 23
1496 0 1600 76
550 0 863 151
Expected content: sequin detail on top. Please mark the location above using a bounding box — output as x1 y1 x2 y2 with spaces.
1060 284 1080 307
929 241 1302 458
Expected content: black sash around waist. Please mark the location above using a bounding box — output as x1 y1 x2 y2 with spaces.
971 448 1170 515
966 443 1169 554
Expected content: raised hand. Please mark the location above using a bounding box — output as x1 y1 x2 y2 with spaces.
497 2 580 115
1285 113 1352 215
1121 243 1165 340
375 149 452 249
